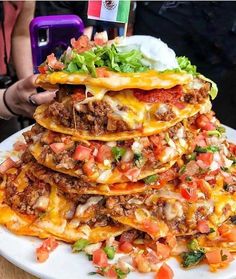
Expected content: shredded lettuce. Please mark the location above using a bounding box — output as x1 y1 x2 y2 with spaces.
177 56 197 76
61 44 149 77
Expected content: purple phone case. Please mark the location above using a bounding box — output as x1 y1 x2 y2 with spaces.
30 15 84 73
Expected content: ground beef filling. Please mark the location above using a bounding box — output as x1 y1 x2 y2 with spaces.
184 81 210 104
155 105 176 121
5 172 50 216
46 100 130 134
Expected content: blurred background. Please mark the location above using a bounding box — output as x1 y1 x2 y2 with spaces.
1 1 236 141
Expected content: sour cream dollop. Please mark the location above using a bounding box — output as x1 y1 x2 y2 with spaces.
116 35 179 71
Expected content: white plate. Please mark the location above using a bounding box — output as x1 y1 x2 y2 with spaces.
0 126 236 279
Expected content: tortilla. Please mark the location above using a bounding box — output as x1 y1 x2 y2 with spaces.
34 98 211 141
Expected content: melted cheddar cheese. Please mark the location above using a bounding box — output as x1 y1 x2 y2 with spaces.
35 98 211 141
36 70 192 90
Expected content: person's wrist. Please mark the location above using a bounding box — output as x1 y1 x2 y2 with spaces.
3 87 21 117
0 89 15 119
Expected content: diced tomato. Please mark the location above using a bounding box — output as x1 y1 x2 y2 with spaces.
124 167 141 182
93 249 108 268
197 220 210 234
83 157 96 176
38 64 48 74
61 135 73 145
119 231 136 243
71 35 91 53
218 223 230 235
156 242 170 260
174 101 186 109
36 237 58 263
13 141 27 152
206 249 233 265
94 31 108 46
229 143 236 156
180 182 198 202
96 145 112 163
142 220 159 236
149 135 162 146
36 247 49 263
73 145 92 161
153 145 166 160
195 134 207 148
71 88 86 102
0 158 16 174
49 143 66 154
159 168 177 185
41 131 56 145
119 162 133 173
155 263 174 279
182 161 199 178
219 225 236 242
133 85 183 105
196 179 211 198
119 241 133 253
197 153 213 166
140 137 151 147
196 115 215 131
41 237 58 251
96 67 110 77
104 266 117 279
47 53 64 70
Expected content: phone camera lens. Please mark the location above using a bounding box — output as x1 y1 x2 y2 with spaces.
38 28 48 44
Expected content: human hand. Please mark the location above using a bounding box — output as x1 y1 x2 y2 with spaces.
3 75 56 118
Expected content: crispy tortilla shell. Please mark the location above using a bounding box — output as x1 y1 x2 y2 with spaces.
0 166 128 243
34 98 211 141
35 70 192 91
29 141 178 184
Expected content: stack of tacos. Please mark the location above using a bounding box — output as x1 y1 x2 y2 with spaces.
1 35 236 275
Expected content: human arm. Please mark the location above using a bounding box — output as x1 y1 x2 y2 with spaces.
12 1 35 79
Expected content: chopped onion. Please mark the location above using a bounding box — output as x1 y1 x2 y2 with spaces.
106 236 115 247
127 197 143 205
222 156 233 168
160 146 176 163
121 148 134 162
33 196 49 211
75 196 103 217
176 127 185 139
92 148 98 156
164 201 183 221
65 204 76 220
156 104 168 114
69 218 80 229
179 138 187 148
79 225 91 238
106 141 117 147
97 170 112 183
103 159 111 167
84 243 102 255
117 256 135 272
131 141 143 153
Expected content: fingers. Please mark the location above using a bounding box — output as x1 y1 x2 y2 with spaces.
29 91 56 105
17 74 39 92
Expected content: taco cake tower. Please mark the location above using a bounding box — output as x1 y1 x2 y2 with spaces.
1 34 236 277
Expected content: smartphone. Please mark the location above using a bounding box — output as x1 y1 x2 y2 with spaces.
30 15 84 73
